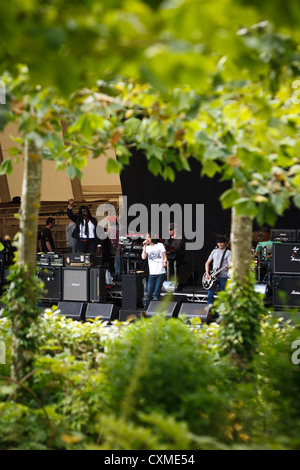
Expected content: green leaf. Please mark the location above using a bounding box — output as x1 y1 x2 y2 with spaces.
234 198 257 218
201 160 221 178
8 147 20 157
0 158 13 175
220 188 240 209
163 166 175 182
148 158 162 176
106 157 123 174
66 164 82 180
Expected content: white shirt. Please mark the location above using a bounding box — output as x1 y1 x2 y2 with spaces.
79 220 95 239
146 242 166 275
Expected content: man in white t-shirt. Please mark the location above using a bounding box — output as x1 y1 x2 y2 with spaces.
142 233 167 307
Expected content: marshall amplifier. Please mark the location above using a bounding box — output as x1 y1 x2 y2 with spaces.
273 275 300 307
90 267 106 303
271 229 296 243
49 254 64 267
273 243 300 274
63 267 89 302
36 254 50 266
64 253 101 268
37 266 62 301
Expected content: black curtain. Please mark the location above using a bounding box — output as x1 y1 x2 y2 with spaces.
120 150 300 285
120 150 231 284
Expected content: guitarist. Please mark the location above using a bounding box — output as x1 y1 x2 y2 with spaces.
205 235 232 304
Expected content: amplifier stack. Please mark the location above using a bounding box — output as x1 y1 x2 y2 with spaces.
37 253 107 308
271 230 300 308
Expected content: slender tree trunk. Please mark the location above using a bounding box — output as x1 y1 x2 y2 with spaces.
230 206 253 282
18 140 42 269
9 140 43 383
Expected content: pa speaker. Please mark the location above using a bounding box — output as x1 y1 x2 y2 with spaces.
273 275 300 307
90 267 106 303
178 303 211 322
63 267 89 302
85 303 119 322
119 309 146 322
37 267 62 301
273 243 300 274
146 300 180 318
57 301 87 321
122 273 144 310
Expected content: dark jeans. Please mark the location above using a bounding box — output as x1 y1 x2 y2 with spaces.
147 273 166 307
207 277 227 304
77 238 97 254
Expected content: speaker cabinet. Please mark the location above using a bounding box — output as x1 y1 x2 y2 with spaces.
90 267 106 303
85 303 119 322
271 229 297 243
146 300 180 318
63 267 89 302
57 301 87 321
122 273 144 310
37 267 62 301
273 275 300 307
178 303 210 322
273 243 300 274
119 309 146 322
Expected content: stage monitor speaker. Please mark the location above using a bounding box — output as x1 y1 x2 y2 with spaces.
122 273 144 310
37 267 62 301
57 301 87 321
63 267 89 302
271 229 296 243
178 303 211 322
273 275 300 308
90 267 106 303
146 300 180 318
119 309 146 322
85 303 119 322
273 243 300 274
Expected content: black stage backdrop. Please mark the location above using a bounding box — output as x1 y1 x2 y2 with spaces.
120 150 299 286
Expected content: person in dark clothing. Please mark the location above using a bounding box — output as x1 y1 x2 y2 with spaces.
163 223 185 278
67 199 98 253
40 217 56 253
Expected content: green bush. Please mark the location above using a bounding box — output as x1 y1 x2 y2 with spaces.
0 307 299 449
99 314 233 440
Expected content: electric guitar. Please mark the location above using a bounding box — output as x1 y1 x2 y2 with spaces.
202 263 230 290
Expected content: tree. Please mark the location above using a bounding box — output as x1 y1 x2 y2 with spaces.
1 1 300 379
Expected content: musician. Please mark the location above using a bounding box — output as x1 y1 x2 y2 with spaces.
67 199 98 253
163 223 185 278
205 235 232 304
142 232 167 307
254 227 272 283
40 217 55 253
254 228 273 265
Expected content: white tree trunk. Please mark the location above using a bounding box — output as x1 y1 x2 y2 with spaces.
230 206 253 283
18 140 42 268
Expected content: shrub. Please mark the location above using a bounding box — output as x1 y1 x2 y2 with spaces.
99 314 233 440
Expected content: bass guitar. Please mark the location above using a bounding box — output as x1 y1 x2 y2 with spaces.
202 263 230 290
